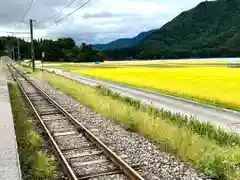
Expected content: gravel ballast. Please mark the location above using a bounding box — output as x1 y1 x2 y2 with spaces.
31 77 211 180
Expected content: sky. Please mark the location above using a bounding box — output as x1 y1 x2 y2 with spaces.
0 0 204 44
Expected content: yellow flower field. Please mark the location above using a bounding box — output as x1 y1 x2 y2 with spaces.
72 67 240 110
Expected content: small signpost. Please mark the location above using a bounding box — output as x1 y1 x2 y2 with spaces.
41 52 45 71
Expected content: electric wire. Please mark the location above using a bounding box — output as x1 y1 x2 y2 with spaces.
45 0 92 28
21 0 34 23
37 0 77 25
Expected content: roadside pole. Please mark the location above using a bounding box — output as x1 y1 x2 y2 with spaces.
41 52 45 72
17 38 20 61
30 19 35 71
41 52 45 82
11 32 15 61
12 44 15 61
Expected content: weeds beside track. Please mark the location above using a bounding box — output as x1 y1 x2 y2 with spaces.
8 82 56 180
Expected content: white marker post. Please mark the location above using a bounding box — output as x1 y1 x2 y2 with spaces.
41 52 45 72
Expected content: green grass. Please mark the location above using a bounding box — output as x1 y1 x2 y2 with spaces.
30 71 240 180
8 82 56 180
96 86 240 147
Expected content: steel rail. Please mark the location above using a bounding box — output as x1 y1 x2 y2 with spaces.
8 64 145 180
9 66 79 180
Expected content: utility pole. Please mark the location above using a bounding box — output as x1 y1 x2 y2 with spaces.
11 32 16 61
17 38 20 61
11 46 13 60
30 19 35 71
12 44 15 61
3 31 28 61
11 32 20 62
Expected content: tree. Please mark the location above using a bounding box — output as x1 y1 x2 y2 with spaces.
58 38 75 50
0 37 5 55
0 36 106 62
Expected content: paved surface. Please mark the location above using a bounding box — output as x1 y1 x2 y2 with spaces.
48 68 240 133
0 57 22 180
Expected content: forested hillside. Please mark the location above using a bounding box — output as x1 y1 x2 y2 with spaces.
106 0 240 60
0 37 104 62
93 30 155 50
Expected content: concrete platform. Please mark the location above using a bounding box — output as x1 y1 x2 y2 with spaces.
0 57 22 180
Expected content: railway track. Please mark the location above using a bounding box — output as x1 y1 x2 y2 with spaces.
8 64 145 180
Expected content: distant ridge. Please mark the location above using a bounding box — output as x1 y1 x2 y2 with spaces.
92 30 155 51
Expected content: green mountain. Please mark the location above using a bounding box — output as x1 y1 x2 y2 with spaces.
107 0 240 59
93 30 155 51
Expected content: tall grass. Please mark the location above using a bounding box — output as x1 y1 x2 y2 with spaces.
8 82 56 180
96 86 240 147
31 71 240 180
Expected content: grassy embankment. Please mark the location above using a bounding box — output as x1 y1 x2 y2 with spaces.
73 66 240 111
8 82 56 180
29 70 240 180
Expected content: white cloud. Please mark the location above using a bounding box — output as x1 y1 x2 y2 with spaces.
0 0 204 44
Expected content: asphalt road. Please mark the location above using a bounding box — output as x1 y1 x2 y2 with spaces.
48 68 240 133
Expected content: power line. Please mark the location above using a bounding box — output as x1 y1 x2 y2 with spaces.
21 0 34 23
0 31 30 34
37 0 77 25
45 0 92 28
